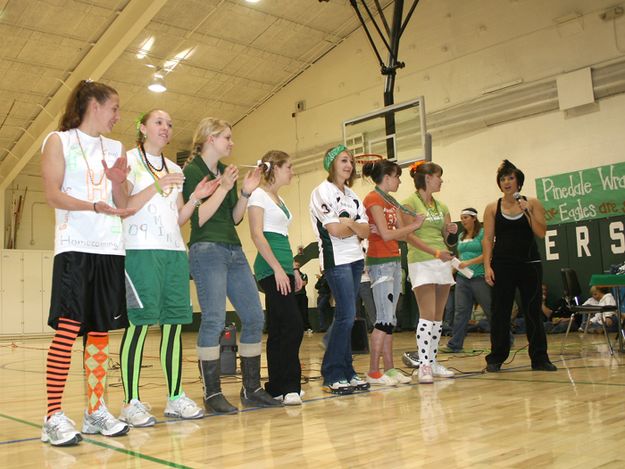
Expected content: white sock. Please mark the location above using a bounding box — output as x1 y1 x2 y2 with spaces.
429 321 443 364
416 319 434 366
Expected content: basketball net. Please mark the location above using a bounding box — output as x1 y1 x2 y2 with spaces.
353 153 384 178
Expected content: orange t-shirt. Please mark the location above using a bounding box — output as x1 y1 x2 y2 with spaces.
363 190 400 263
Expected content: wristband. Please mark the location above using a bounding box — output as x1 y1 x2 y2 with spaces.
93 202 98 213
190 195 202 207
434 249 440 258
240 190 251 199
446 231 458 246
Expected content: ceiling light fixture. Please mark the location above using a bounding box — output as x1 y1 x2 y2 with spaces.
148 73 167 93
163 47 195 73
245 0 261 3
136 36 155 59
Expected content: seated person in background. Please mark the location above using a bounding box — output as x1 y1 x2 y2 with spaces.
541 284 573 334
579 286 617 333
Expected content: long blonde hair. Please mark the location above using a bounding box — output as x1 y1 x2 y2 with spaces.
184 117 231 167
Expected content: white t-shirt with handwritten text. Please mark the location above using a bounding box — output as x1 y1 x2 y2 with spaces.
123 147 185 251
42 129 124 256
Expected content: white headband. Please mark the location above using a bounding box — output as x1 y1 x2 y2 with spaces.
461 209 478 217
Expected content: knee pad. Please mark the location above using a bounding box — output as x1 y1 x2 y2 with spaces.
375 322 394 335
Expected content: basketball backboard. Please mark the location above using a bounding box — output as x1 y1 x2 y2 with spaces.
342 97 429 167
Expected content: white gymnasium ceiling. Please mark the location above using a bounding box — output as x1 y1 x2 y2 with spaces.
0 0 394 178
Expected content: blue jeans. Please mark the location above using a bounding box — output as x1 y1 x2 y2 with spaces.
447 275 492 351
189 242 264 349
369 261 401 326
321 260 363 384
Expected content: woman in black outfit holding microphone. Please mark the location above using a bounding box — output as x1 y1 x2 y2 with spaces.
482 160 556 372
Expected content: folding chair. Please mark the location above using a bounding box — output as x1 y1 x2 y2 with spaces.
559 268 617 355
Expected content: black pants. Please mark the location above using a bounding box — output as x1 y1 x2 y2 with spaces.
295 293 310 330
259 275 304 396
486 261 549 366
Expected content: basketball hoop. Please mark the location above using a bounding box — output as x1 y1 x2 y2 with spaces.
353 153 384 178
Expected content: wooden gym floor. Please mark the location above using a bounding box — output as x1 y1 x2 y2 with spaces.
1 330 624 468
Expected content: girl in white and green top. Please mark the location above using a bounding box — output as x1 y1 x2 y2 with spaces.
119 109 219 426
248 151 304 406
402 161 458 384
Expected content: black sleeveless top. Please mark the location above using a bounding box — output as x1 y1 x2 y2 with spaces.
492 198 540 264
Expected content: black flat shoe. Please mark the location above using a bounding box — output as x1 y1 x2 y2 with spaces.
531 361 557 372
486 363 501 373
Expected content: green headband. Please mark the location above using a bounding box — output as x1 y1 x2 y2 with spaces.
324 144 348 171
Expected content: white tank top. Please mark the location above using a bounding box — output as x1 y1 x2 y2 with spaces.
42 129 125 256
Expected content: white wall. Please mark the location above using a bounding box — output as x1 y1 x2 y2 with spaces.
228 0 625 304
6 0 625 318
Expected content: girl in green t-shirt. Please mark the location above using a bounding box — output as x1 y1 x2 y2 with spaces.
402 161 458 384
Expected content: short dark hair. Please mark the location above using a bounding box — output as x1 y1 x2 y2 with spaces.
496 159 525 190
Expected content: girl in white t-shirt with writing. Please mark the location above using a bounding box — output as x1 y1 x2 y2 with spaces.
118 109 220 427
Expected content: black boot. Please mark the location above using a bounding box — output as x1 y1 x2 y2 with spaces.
198 359 238 414
239 355 283 408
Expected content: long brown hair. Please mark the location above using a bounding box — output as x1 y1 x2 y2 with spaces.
410 161 443 191
326 147 356 187
460 208 482 240
184 117 231 167
59 80 118 131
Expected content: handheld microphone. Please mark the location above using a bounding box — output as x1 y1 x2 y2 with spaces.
513 192 528 212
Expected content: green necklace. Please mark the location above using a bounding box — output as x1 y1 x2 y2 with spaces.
416 191 441 221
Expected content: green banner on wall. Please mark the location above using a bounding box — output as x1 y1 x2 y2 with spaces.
535 162 625 225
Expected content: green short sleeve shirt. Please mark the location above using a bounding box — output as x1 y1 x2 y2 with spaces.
182 157 240 246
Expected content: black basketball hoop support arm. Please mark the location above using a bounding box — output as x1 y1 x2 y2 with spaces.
349 0 420 160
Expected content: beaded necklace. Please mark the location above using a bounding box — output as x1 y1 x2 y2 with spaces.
138 144 172 197
75 129 106 186
416 190 441 221
374 186 417 217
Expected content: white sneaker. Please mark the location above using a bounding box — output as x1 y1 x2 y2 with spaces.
41 412 82 446
418 364 434 384
431 362 454 378
274 390 305 402
385 368 412 384
82 402 129 437
283 392 303 406
164 393 204 420
349 375 371 391
119 399 156 427
366 372 398 386
323 380 354 395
